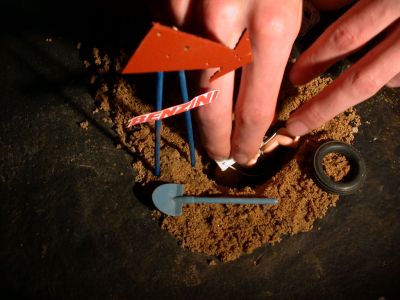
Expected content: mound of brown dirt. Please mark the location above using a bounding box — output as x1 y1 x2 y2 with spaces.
82 47 361 261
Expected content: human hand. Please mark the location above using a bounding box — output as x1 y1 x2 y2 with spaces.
287 0 400 137
168 0 302 165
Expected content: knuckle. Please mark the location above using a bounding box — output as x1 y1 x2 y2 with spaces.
304 104 329 129
348 71 383 98
330 25 358 52
202 1 242 43
250 7 300 43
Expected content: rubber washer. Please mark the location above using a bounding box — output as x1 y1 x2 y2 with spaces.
312 141 366 195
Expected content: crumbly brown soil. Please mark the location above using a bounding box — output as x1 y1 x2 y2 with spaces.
79 120 89 130
323 153 351 182
82 47 361 262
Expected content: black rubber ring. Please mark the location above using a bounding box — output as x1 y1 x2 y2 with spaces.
312 141 366 195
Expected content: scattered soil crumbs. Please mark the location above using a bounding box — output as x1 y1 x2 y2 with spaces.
79 120 89 130
323 153 351 182
208 259 217 266
82 46 361 262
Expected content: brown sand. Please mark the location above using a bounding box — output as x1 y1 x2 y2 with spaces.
323 153 351 182
79 120 89 130
83 47 361 262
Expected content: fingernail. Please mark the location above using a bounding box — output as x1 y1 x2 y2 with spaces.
286 119 309 136
234 152 259 166
233 152 249 165
246 156 259 167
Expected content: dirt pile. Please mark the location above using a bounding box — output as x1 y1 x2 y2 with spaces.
81 46 361 261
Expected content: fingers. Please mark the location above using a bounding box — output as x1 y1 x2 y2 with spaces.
287 22 400 136
231 1 302 165
194 0 245 160
290 0 400 85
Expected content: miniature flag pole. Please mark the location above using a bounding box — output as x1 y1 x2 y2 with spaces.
155 72 164 177
178 70 196 167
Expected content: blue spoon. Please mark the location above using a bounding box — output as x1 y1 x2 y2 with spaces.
152 183 279 216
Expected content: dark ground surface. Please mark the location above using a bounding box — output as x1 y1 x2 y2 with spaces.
1 1 400 299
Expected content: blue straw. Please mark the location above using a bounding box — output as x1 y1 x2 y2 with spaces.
178 70 196 167
155 72 164 176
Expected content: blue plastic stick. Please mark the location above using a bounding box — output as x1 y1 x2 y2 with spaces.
155 72 164 176
178 70 196 167
180 197 278 205
152 183 279 216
